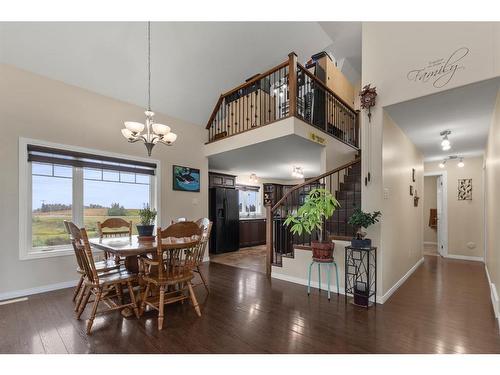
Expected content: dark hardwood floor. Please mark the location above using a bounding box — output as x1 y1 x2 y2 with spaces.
1 255 499 353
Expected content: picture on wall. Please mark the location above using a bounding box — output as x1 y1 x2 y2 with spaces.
457 178 472 200
173 165 200 192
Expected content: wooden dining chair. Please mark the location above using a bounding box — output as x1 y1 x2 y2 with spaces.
194 218 212 292
64 220 122 307
68 225 140 334
139 222 203 330
97 218 133 260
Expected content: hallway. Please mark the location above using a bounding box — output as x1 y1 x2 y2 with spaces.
0 256 498 353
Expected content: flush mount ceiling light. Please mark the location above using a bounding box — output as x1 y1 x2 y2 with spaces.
292 166 304 179
458 157 465 168
249 173 258 183
122 22 177 156
440 130 451 151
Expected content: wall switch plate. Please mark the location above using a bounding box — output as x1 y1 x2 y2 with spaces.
383 188 389 200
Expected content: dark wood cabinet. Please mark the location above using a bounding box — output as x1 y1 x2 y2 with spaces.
209 172 236 188
239 219 266 247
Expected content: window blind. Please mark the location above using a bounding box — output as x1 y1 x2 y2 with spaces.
27 145 156 176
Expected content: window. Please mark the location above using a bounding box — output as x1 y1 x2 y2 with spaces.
237 185 261 216
19 139 160 259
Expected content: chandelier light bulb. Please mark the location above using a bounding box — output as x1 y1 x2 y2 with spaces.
163 132 177 144
152 123 171 135
125 121 145 134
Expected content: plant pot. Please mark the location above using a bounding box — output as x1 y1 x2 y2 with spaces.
136 224 155 237
351 238 372 248
311 241 334 262
354 281 369 307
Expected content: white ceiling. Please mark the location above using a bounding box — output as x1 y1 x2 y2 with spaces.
208 135 323 179
385 77 500 162
0 22 361 127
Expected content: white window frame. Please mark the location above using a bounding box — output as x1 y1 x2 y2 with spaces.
238 188 262 217
19 137 161 260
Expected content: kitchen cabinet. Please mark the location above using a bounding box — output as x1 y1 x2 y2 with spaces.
209 172 236 188
239 219 266 247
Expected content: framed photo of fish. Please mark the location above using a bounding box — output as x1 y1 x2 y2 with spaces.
457 178 472 200
173 165 200 192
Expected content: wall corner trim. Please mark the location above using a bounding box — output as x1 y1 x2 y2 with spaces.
485 265 500 328
0 279 79 302
380 257 424 304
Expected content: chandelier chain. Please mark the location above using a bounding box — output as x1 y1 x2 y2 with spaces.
147 21 151 111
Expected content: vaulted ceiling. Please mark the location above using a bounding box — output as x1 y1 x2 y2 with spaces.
0 22 361 126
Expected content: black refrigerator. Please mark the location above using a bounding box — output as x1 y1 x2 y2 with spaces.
209 187 240 254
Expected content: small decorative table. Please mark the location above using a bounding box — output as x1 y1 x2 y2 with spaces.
344 246 377 307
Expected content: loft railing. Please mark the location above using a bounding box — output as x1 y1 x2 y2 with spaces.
206 53 360 149
205 59 290 142
296 64 359 148
265 158 361 275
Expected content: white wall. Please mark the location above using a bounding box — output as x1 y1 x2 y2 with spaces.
425 157 485 259
485 88 500 321
380 112 424 295
0 64 208 297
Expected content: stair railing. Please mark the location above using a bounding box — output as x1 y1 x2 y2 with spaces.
206 52 360 149
265 158 361 275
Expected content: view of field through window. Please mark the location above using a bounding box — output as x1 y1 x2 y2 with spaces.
32 162 151 248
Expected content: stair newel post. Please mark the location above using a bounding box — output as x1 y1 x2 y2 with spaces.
266 202 273 277
288 52 298 118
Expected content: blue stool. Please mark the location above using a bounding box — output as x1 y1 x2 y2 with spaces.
307 259 340 301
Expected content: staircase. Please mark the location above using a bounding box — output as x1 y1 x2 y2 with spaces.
329 159 361 240
266 157 361 272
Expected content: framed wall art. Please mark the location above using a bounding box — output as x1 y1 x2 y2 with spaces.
173 165 200 192
457 178 472 200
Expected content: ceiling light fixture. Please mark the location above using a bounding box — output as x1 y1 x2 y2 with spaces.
457 157 465 168
440 130 451 151
292 166 304 179
122 22 177 156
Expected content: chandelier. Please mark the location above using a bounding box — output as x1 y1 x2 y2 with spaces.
121 22 177 156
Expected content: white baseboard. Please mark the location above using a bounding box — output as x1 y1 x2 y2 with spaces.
444 254 484 262
485 265 500 330
271 271 347 296
423 241 438 245
380 257 424 304
0 279 78 302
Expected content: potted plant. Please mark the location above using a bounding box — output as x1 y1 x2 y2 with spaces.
284 188 340 261
347 208 381 248
137 204 157 238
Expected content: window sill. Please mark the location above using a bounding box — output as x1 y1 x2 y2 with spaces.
20 246 74 260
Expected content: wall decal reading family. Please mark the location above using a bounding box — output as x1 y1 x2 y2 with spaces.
407 47 469 88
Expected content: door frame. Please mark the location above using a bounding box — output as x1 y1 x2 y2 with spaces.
424 171 448 257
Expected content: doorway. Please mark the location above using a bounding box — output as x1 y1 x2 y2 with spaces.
423 172 448 256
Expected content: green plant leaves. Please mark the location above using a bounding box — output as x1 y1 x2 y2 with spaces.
347 208 381 229
283 188 340 241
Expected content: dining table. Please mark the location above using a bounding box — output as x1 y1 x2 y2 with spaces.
89 235 158 273
89 235 200 317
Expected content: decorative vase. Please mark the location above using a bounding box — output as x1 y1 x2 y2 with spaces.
351 238 372 248
311 241 334 262
136 224 154 237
